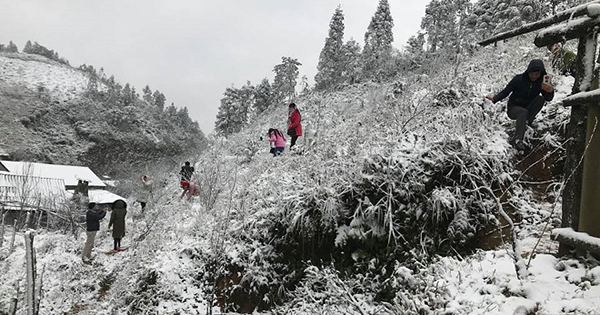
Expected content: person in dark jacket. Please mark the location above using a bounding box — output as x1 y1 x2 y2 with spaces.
486 59 554 150
180 161 194 182
108 199 127 253
287 103 303 150
82 202 107 262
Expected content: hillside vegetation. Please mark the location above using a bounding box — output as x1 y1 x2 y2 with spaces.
0 52 206 175
3 0 600 314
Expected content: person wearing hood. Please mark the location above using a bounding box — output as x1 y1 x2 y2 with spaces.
108 199 127 253
485 59 554 150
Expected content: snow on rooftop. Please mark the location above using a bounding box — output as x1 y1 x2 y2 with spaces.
67 189 125 204
0 161 105 187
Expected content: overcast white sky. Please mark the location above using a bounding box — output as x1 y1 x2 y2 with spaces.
0 0 427 134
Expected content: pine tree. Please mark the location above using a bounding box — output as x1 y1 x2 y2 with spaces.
215 87 247 136
405 32 426 69
152 90 166 110
362 0 394 81
341 38 362 85
177 107 193 126
254 78 272 114
239 81 255 114
315 6 345 90
166 103 177 116
142 85 153 104
23 40 33 53
421 0 472 52
122 83 133 106
272 57 302 104
6 41 18 53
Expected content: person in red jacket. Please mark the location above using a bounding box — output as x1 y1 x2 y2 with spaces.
287 103 303 149
180 180 199 201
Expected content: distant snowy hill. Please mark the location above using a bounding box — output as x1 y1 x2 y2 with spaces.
0 51 206 174
0 52 88 102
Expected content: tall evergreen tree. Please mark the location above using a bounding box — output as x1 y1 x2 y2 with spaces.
142 85 153 104
315 6 345 90
421 0 472 52
254 78 272 114
6 41 18 53
23 40 33 54
215 87 246 136
122 83 133 106
272 57 302 104
341 38 362 85
362 0 394 81
153 90 166 110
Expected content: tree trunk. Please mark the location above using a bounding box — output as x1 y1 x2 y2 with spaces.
559 33 596 255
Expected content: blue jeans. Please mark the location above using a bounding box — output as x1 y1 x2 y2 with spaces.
272 147 284 157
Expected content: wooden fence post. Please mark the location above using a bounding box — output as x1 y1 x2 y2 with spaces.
559 33 597 254
579 100 600 237
24 230 37 315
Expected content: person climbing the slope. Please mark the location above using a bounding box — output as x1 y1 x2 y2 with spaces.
287 103 303 150
138 174 153 213
267 128 286 157
180 180 200 201
485 59 554 151
180 161 194 182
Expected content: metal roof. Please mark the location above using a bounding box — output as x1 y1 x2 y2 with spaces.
0 161 106 188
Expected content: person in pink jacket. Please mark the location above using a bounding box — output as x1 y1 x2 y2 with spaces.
267 128 286 157
180 180 199 201
287 103 302 149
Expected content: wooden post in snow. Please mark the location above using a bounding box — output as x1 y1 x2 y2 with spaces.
562 89 600 238
0 211 6 248
24 230 37 315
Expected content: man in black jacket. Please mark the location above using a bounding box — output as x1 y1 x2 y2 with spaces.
486 59 555 150
82 202 106 263
180 161 194 182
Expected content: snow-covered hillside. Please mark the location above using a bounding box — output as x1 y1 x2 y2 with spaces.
2 35 600 315
0 52 88 102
